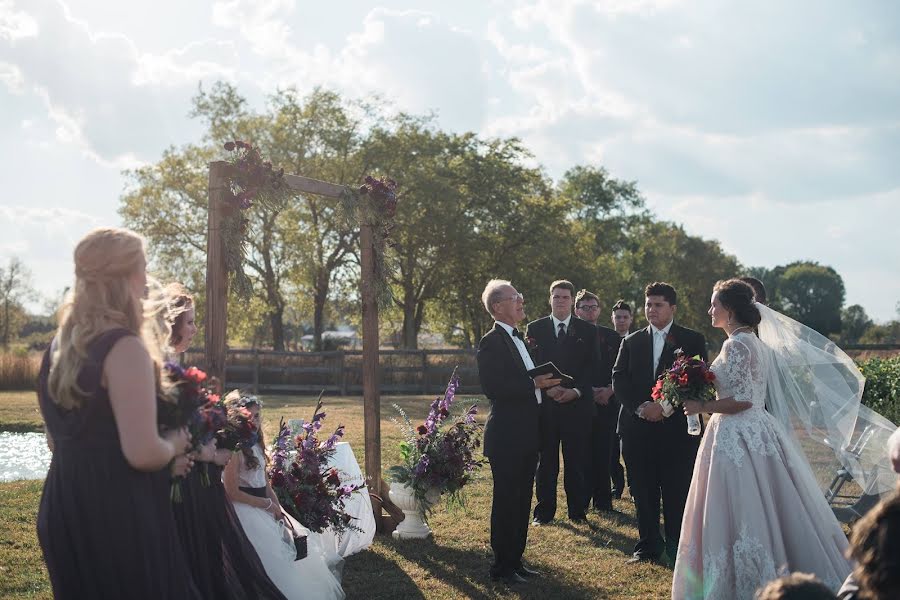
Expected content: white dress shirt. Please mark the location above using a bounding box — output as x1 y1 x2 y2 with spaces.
495 321 541 404
636 320 674 418
650 320 674 374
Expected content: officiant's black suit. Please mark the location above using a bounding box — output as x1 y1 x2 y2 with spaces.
477 324 541 578
526 315 598 521
612 322 706 561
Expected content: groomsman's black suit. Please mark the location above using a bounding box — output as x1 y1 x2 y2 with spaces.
526 315 598 522
477 323 541 579
612 322 706 561
585 324 623 511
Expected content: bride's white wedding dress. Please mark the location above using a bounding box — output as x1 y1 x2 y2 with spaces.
672 331 852 599
231 446 345 600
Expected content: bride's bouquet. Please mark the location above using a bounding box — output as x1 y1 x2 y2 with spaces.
651 350 716 436
268 401 362 536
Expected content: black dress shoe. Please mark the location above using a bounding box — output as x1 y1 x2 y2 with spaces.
569 513 588 522
531 518 552 526
491 572 528 585
516 565 541 578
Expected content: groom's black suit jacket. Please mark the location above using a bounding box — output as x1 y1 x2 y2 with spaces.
524 315 597 417
612 322 707 435
477 323 541 459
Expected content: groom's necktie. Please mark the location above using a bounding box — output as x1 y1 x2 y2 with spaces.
557 322 566 342
653 329 665 373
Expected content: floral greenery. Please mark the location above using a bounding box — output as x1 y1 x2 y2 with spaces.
387 368 484 511
221 140 293 299
268 402 362 535
651 350 717 408
858 356 900 424
338 175 400 308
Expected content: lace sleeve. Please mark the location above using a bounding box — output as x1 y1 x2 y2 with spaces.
719 337 754 404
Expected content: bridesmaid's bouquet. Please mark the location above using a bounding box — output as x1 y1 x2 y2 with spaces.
215 399 259 453
651 350 716 435
268 401 362 536
159 364 227 499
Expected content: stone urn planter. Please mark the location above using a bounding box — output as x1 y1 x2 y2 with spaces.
389 481 440 539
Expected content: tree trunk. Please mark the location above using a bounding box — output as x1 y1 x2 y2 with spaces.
401 299 418 350
269 306 285 351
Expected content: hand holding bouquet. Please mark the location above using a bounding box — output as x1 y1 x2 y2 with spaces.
651 350 716 435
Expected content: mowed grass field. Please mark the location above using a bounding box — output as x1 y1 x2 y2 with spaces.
0 390 674 599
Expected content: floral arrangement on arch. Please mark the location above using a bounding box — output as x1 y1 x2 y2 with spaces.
388 368 484 510
221 140 292 298
268 400 362 535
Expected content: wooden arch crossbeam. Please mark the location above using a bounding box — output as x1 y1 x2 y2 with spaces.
204 160 400 531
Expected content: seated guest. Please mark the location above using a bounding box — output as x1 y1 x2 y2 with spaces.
755 573 837 600
843 492 900 600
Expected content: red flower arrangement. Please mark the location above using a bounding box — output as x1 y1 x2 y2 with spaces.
651 350 717 409
159 363 227 500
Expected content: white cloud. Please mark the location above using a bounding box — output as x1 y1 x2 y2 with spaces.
0 59 23 92
0 0 38 42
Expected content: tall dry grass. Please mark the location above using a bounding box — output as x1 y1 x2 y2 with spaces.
0 352 40 391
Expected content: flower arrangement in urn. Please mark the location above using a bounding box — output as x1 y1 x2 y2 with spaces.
388 368 484 512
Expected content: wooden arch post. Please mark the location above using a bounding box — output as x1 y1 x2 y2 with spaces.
205 161 398 530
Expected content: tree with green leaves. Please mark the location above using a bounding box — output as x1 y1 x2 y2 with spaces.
0 257 37 348
841 304 873 344
773 261 846 337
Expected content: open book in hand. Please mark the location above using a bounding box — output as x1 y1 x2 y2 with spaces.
527 362 576 388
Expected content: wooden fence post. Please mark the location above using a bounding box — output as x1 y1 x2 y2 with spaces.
420 350 428 395
252 348 260 394
338 350 347 396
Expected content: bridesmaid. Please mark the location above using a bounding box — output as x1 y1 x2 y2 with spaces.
36 227 198 599
163 283 287 600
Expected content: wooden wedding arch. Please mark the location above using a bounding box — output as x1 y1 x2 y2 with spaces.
204 160 399 530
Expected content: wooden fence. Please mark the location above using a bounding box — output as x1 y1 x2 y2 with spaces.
179 343 900 397
182 348 480 396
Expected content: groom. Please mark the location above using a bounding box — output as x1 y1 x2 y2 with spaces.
612 282 706 564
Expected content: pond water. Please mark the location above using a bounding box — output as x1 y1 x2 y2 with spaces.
0 432 51 482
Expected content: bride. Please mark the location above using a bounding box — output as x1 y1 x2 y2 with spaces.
671 278 894 599
224 394 345 600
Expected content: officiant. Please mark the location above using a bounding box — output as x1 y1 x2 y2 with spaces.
527 279 599 524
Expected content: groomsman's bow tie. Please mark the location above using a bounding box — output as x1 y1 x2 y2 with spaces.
512 328 524 340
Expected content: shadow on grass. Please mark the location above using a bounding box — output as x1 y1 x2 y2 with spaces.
358 536 601 600
555 511 642 557
343 545 425 600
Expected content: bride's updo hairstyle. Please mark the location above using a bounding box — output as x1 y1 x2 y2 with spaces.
713 278 762 328
49 227 155 409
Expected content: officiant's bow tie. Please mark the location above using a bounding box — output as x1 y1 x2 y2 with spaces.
512 328 524 340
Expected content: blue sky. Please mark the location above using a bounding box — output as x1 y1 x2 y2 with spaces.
1 0 898 320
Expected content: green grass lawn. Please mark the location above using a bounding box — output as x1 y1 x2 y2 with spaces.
0 391 674 599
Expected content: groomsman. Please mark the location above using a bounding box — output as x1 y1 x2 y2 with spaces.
612 282 706 564
573 290 622 512
527 280 598 523
476 279 559 585
608 299 634 498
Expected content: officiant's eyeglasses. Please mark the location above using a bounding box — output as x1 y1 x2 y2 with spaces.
498 293 524 304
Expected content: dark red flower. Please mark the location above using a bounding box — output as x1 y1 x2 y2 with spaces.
224 141 235 151
416 425 428 435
